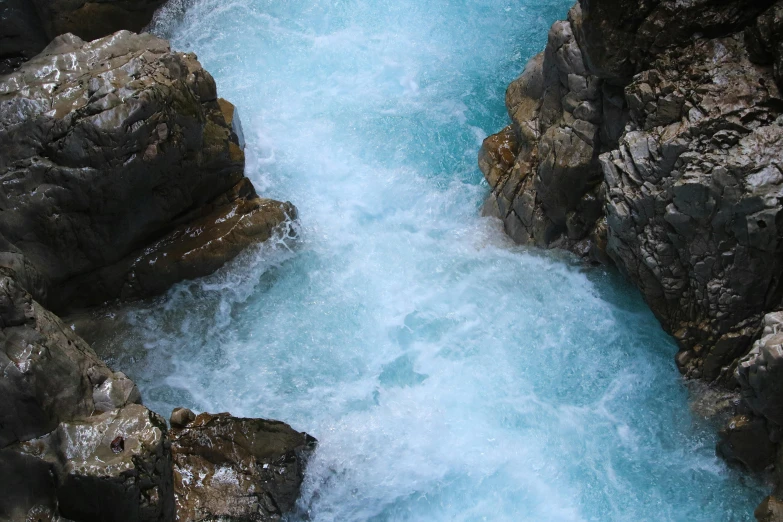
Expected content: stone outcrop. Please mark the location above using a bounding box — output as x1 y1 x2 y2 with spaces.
0 0 167 74
0 268 141 449
0 30 296 312
169 410 317 522
2 404 174 522
481 7 615 261
0 268 172 521
0 25 307 522
737 313 783 431
481 0 783 516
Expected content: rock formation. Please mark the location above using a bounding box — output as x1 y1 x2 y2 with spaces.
0 23 307 522
481 0 783 516
0 30 296 312
169 410 316 522
0 0 167 74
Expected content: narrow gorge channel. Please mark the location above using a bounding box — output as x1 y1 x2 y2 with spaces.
76 0 765 519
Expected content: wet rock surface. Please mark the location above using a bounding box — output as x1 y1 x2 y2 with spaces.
0 269 140 449
0 0 166 74
169 412 317 522
0 30 296 312
6 404 174 522
482 0 783 515
0 21 306 522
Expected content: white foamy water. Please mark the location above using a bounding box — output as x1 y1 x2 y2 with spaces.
85 0 766 519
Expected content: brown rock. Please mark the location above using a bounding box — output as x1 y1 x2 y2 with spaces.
0 31 297 312
170 412 317 522
717 414 777 472
170 408 196 429
756 496 783 522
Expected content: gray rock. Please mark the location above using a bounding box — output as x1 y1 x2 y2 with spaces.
0 31 296 312
574 0 776 83
170 412 317 522
601 35 783 381
170 408 196 429
737 312 783 428
479 5 606 259
0 268 140 448
6 404 174 522
0 0 167 75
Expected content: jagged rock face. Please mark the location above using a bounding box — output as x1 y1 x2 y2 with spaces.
482 1 783 379
575 0 777 83
0 31 295 311
737 312 783 428
602 35 783 381
0 269 141 449
480 5 612 260
169 412 317 522
1 404 174 522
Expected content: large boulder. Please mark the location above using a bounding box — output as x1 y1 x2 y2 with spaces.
169 410 317 522
0 268 140 449
482 1 783 513
0 31 296 312
1 404 174 522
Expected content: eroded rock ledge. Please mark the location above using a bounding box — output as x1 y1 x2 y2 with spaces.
481 0 783 517
0 19 310 522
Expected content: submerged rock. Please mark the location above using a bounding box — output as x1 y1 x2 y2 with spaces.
0 31 296 312
170 412 317 522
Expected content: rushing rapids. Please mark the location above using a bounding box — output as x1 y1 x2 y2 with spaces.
80 0 767 519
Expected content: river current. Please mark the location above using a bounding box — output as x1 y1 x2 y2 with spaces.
84 0 766 519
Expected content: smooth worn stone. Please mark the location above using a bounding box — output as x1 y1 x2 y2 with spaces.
170 412 317 522
170 408 196 429
756 496 783 522
11 404 174 522
0 30 296 312
0 268 140 448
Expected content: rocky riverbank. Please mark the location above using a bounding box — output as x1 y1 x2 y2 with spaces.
481 0 783 518
0 4 312 521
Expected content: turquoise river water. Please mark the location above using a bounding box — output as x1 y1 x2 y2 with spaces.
86 0 768 520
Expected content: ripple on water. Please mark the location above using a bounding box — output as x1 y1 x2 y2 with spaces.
79 0 769 520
